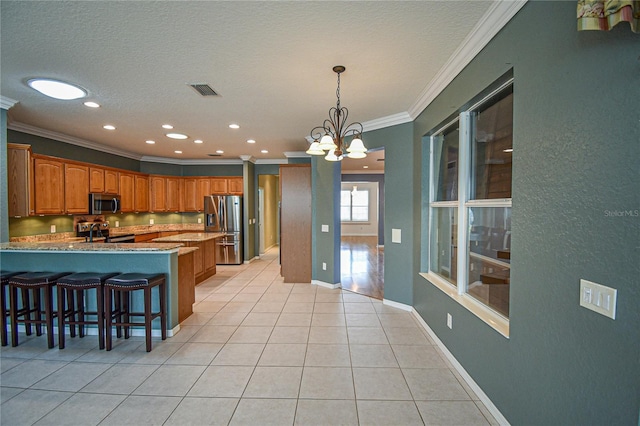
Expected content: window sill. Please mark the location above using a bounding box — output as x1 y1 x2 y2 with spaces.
341 222 371 225
419 272 510 338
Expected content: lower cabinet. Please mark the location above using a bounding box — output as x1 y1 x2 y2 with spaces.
178 249 196 323
183 239 217 284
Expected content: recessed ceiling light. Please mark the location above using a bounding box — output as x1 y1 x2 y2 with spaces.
261 150 268 154
216 150 224 154
162 124 173 129
166 133 188 140
27 78 87 100
194 139 203 144
146 140 155 144
174 150 182 154
229 124 240 129
247 139 256 144
503 148 513 153
363 165 369 169
83 101 100 108
103 125 116 130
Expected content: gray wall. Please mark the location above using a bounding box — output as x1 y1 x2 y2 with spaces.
414 2 639 424
312 157 341 284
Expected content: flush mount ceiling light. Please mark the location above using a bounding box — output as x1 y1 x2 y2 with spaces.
247 139 256 144
162 124 173 129
306 66 367 162
216 150 224 154
174 150 182 154
27 78 87 100
146 140 155 144
229 123 240 129
103 124 116 130
261 150 268 154
166 133 188 140
83 101 100 108
194 139 203 144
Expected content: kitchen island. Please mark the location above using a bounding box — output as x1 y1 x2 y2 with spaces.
152 232 225 284
0 242 185 335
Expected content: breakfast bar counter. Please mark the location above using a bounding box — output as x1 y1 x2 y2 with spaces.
0 242 185 334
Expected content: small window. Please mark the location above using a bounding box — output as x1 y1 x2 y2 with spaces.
341 187 369 222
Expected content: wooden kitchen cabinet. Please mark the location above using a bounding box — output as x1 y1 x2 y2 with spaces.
149 175 166 212
64 162 90 214
166 177 181 212
198 178 210 200
104 169 119 194
119 172 135 212
7 143 34 217
183 178 199 212
227 177 243 195
89 167 105 193
210 177 228 194
34 156 65 215
134 175 149 212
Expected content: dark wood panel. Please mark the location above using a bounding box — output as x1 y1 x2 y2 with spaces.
280 165 311 283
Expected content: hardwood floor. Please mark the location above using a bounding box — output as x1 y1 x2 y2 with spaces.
340 236 384 300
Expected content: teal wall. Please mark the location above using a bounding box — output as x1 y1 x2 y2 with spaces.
1 110 8 242
244 160 256 261
182 164 242 176
413 2 639 424
140 161 182 176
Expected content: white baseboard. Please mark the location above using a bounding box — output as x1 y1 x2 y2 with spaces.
411 310 510 426
311 280 341 289
382 298 412 311
243 256 259 264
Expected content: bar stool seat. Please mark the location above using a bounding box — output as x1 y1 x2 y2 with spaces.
104 273 167 352
1 271 27 346
56 272 119 350
8 272 71 348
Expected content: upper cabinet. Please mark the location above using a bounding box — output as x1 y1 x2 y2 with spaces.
210 177 228 194
7 144 34 217
149 175 166 213
64 163 89 214
104 169 119 194
134 175 149 212
227 177 243 195
89 167 105 193
166 177 182 212
183 178 199 212
210 177 243 195
34 157 65 215
119 172 135 212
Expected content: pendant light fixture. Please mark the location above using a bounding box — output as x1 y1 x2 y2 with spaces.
306 66 367 161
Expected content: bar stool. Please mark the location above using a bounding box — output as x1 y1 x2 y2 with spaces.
1 271 28 346
56 272 119 350
8 272 71 348
104 273 167 352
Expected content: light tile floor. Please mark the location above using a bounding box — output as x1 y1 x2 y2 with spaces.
0 248 498 425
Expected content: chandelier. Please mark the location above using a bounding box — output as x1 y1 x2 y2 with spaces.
306 65 367 161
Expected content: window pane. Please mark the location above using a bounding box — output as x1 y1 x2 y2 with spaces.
467 207 511 317
430 207 458 285
471 88 513 199
341 206 351 221
351 207 368 221
341 190 351 206
433 125 459 202
352 190 368 206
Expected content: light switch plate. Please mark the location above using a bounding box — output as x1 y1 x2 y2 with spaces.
321 224 329 233
150 219 154 225
580 279 617 319
50 225 56 233
115 221 120 227
392 228 401 243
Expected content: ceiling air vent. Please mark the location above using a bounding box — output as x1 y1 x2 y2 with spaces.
188 83 219 97
207 153 222 157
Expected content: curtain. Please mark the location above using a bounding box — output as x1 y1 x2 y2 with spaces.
577 0 639 32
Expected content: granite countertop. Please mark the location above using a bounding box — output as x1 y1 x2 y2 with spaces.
178 247 199 256
152 232 225 243
0 242 184 252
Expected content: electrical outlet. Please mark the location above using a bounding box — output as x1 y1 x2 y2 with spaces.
50 225 56 233
447 313 452 329
149 219 154 225
321 224 329 233
115 220 119 227
197 218 202 224
322 262 327 270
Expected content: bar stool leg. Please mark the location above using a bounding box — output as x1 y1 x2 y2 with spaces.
105 286 112 351
123 290 130 339
96 285 105 350
57 285 66 349
44 284 55 349
9 284 19 347
160 281 167 341
77 289 85 338
1 283 7 347
144 286 152 352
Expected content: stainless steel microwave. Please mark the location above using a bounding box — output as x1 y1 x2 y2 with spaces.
89 193 121 214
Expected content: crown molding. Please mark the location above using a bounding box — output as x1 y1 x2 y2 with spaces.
239 155 255 163
341 169 384 175
362 112 412 132
140 155 243 165
407 0 527 119
8 121 143 160
284 151 310 158
0 96 19 110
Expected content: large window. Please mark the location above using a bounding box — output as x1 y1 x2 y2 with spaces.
341 187 369 222
428 80 513 324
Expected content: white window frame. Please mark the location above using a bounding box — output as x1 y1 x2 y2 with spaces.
422 78 513 338
340 187 370 223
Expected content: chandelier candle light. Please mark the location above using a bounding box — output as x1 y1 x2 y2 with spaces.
307 66 367 161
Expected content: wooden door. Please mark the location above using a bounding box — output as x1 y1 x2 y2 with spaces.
279 165 312 283
227 177 243 195
134 175 149 212
104 169 119 194
89 167 105 193
165 177 181 212
64 163 90 214
34 157 65 215
149 175 166 212
119 172 135 212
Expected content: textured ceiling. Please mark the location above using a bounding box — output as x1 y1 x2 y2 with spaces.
1 1 495 170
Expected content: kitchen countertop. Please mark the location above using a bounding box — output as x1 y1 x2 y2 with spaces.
152 232 225 243
178 247 199 256
0 242 183 252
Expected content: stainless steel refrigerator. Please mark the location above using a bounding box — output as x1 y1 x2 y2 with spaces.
205 195 243 264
